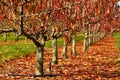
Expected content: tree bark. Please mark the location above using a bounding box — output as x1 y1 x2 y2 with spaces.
15 33 19 41
35 46 44 75
35 34 45 75
62 39 68 59
52 37 58 64
71 34 76 55
83 33 88 52
91 36 93 44
4 32 7 42
88 26 92 45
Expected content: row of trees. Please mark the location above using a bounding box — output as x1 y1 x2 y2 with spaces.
0 0 120 76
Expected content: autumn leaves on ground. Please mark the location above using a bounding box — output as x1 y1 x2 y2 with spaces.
0 35 120 80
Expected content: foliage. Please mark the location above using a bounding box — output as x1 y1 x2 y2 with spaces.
0 0 120 76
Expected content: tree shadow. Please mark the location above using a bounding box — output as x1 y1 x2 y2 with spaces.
8 73 62 78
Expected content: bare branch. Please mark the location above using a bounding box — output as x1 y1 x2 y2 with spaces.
0 28 17 34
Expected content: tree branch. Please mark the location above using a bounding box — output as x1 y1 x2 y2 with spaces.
0 28 17 34
0 1 8 6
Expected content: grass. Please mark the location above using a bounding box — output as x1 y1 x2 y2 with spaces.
0 43 36 63
113 32 120 65
45 34 84 48
113 32 120 49
0 32 25 41
0 33 84 63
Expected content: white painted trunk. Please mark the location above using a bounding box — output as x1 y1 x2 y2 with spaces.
15 33 19 41
4 33 7 42
62 39 68 59
52 38 58 64
88 26 91 46
88 36 91 46
90 36 93 45
72 34 76 55
83 33 88 52
36 46 44 75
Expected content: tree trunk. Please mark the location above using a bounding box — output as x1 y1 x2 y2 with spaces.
52 37 58 64
83 33 88 52
20 2 45 76
4 32 7 42
35 35 45 76
35 46 44 76
15 33 19 41
90 36 93 45
71 34 76 55
62 39 68 59
88 26 92 46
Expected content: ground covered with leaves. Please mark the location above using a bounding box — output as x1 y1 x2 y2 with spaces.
0 35 120 80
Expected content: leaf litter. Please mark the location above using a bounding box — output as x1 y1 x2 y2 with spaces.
0 35 120 80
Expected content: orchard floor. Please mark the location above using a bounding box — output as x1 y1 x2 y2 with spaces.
0 35 120 80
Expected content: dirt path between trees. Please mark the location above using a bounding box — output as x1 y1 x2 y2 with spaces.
0 35 120 80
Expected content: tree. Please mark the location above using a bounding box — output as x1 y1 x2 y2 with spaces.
0 0 119 76
0 0 52 75
81 0 118 51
